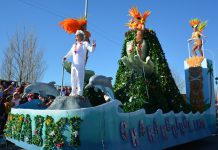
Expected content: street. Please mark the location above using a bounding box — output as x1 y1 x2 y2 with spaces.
167 133 218 150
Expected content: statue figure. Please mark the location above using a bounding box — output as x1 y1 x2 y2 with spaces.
23 82 59 98
188 18 207 57
85 75 115 100
121 7 154 76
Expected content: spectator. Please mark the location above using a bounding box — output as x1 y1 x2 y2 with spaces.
0 98 6 134
3 84 14 99
38 94 48 108
33 93 39 99
45 95 55 107
12 92 20 107
0 85 4 98
1 81 7 90
15 86 22 94
19 83 26 94
59 87 66 96
19 94 28 105
27 93 35 102
10 82 16 95
65 86 71 96
62 87 66 96
4 95 14 114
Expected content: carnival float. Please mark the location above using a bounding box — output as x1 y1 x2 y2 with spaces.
4 2 216 150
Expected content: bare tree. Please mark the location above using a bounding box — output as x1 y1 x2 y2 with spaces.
0 28 46 83
1 47 14 81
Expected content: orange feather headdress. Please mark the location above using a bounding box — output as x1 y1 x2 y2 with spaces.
59 17 91 39
129 7 141 20
189 18 200 28
59 18 80 34
141 11 151 24
189 18 207 33
127 7 151 30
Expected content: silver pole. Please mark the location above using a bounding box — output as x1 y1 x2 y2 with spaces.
84 0 89 65
60 63 65 96
187 41 191 58
84 0 88 19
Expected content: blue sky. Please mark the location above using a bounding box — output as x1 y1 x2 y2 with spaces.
0 0 218 90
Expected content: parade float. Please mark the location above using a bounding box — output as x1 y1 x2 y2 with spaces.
4 4 216 150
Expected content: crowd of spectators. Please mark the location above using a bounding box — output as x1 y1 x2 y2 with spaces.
0 78 112 135
56 86 72 96
0 80 72 134
0 80 27 134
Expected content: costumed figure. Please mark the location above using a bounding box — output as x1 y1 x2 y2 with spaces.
63 30 96 96
59 17 96 97
122 7 154 76
188 18 207 57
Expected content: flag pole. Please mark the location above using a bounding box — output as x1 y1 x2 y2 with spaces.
84 0 90 64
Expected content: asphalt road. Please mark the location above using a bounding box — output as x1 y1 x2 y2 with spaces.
2 133 218 150
0 141 23 150
167 133 218 150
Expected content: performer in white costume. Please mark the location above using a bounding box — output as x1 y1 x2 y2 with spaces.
63 30 96 96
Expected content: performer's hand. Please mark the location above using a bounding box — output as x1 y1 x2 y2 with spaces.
129 42 133 53
187 39 192 42
92 39 96 48
129 48 133 53
136 43 142 50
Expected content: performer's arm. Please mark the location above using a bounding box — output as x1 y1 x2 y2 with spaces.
187 34 193 42
85 40 96 53
199 32 206 38
63 45 74 61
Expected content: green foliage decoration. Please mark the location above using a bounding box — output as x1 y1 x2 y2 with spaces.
3 113 82 149
20 114 32 144
114 29 184 113
44 115 65 150
32 115 44 146
4 113 15 138
15 114 24 140
70 116 82 147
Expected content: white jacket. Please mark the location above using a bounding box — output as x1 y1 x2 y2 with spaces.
65 41 95 67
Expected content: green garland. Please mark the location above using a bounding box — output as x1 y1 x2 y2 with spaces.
13 114 24 140
32 115 44 146
4 113 14 138
44 115 67 150
4 113 82 149
20 114 32 144
56 118 67 149
4 114 24 141
70 116 82 147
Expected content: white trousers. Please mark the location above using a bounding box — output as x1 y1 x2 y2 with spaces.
71 65 85 96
